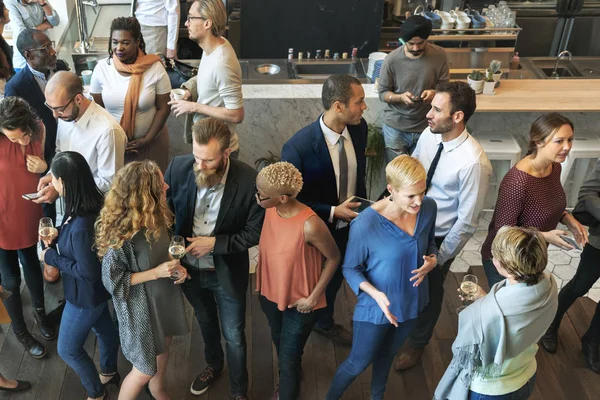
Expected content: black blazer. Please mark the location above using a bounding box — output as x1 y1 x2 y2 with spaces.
165 156 265 300
4 60 69 165
281 116 368 228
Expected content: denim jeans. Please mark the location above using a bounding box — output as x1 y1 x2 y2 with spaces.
326 318 417 400
259 295 319 400
181 269 248 396
483 258 506 288
382 123 421 164
469 373 536 400
553 243 600 341
58 301 119 398
407 236 455 348
0 245 45 334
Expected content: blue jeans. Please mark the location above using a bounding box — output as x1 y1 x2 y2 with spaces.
326 318 417 400
58 301 119 398
181 269 248 396
382 123 421 164
259 295 320 400
469 373 536 400
483 258 505 288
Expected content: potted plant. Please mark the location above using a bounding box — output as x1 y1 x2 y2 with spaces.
254 150 280 172
489 59 503 87
365 124 386 198
467 70 484 94
483 68 496 95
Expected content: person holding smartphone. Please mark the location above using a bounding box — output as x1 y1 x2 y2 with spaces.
0 96 53 359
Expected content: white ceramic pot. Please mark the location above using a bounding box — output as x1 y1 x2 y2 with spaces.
483 81 496 95
467 77 484 94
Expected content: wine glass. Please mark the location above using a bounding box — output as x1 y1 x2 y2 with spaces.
168 235 186 280
38 217 57 242
456 274 478 314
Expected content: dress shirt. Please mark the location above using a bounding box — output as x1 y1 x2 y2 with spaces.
5 0 60 69
319 116 357 224
27 63 54 93
135 0 180 51
55 101 127 193
185 159 230 270
412 127 492 265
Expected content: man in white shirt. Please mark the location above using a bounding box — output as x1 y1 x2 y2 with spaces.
169 0 244 158
135 0 179 58
35 71 126 203
395 81 492 370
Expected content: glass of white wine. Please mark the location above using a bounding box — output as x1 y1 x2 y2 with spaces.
168 235 185 280
39 217 57 242
457 274 479 314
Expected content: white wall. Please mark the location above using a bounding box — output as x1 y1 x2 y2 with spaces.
47 0 75 45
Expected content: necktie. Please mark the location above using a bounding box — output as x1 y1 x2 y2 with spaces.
426 142 444 192
338 135 348 202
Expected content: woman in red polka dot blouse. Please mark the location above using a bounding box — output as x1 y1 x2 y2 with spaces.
481 113 588 287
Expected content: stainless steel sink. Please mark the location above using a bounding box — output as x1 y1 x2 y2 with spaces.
540 67 582 78
255 64 281 75
527 57 585 79
291 60 367 81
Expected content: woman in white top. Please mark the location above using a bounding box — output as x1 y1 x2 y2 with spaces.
91 16 171 171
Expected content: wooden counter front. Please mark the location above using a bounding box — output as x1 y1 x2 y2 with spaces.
474 80 600 112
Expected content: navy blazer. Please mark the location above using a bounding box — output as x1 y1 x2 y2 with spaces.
4 60 69 165
165 156 265 300
281 116 368 228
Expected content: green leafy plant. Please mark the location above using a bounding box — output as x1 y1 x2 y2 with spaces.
254 151 280 172
485 68 495 82
468 70 483 81
365 124 385 198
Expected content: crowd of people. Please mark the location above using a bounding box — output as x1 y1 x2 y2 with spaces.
0 2 598 400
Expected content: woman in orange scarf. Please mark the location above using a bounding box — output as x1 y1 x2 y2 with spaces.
90 16 171 171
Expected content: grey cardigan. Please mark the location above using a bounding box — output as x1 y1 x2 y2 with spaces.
102 240 158 376
578 159 600 243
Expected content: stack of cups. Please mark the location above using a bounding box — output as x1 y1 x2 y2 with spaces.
367 52 387 81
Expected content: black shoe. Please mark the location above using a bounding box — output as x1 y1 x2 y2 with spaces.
33 307 57 340
0 380 31 392
582 338 600 373
100 372 121 387
190 366 223 395
15 331 46 359
541 323 559 353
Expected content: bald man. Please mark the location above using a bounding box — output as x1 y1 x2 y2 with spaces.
36 71 127 203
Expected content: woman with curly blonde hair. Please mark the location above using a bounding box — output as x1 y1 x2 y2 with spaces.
98 160 189 400
255 162 341 399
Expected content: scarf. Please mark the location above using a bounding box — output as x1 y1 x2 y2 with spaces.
112 49 161 140
434 272 558 400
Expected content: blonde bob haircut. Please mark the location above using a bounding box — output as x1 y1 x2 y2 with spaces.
194 0 227 37
95 161 173 257
385 154 427 191
257 161 303 198
491 226 548 286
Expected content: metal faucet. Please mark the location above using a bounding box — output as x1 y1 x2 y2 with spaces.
552 50 572 77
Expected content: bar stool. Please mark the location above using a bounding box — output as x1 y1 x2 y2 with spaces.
560 131 600 207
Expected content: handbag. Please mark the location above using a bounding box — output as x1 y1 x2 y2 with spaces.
159 55 198 89
572 197 600 227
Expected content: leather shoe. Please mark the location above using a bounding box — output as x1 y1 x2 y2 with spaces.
0 379 31 392
582 338 600 373
312 323 352 346
541 324 559 353
394 343 424 371
15 331 46 359
33 307 56 340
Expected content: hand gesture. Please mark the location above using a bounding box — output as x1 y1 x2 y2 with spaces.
171 265 190 285
288 297 317 314
420 90 436 102
125 135 151 154
33 184 59 204
410 254 437 287
373 290 398 327
26 155 47 174
37 174 52 191
169 99 196 117
399 92 416 106
457 285 486 302
544 229 574 250
40 229 58 247
185 236 216 258
563 213 589 247
334 200 361 222
154 260 181 280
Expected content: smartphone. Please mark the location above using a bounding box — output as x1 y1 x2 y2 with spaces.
559 234 582 251
412 96 423 103
347 196 374 213
22 192 41 201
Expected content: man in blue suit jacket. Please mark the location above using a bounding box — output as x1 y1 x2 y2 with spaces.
281 74 368 345
5 28 68 222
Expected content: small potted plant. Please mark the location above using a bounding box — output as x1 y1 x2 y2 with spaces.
467 70 484 94
489 59 503 87
483 68 496 95
254 151 280 172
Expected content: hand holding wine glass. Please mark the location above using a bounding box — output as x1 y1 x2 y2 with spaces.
456 274 479 314
38 217 58 247
169 236 186 280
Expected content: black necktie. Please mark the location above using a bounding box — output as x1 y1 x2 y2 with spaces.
338 136 348 202
426 142 444 192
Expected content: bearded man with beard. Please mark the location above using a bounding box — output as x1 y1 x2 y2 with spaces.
393 81 492 371
378 15 449 163
165 117 263 399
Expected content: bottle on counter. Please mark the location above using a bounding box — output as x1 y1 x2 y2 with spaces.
316 49 322 59
342 52 348 59
306 51 311 59
351 47 358 59
324 49 330 59
298 52 304 60
510 52 520 69
333 52 340 60
288 48 294 60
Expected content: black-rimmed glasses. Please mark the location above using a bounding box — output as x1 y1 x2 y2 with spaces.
44 93 80 116
254 182 292 202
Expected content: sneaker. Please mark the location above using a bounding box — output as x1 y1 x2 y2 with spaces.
190 366 223 395
312 323 352 346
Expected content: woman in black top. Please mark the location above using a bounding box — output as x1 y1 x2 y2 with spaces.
42 152 120 400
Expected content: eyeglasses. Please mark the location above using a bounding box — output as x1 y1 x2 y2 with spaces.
254 182 291 202
45 93 80 116
186 15 207 22
28 41 56 53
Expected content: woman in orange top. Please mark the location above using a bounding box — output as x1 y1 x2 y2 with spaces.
255 161 341 400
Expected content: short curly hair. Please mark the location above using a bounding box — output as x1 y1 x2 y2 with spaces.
257 161 303 197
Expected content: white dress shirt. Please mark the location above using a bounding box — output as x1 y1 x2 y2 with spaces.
56 101 127 193
413 127 492 265
135 0 180 51
319 115 358 224
185 159 230 270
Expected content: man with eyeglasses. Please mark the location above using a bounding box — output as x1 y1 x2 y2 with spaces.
34 71 126 204
5 0 59 71
5 28 68 223
169 0 244 159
